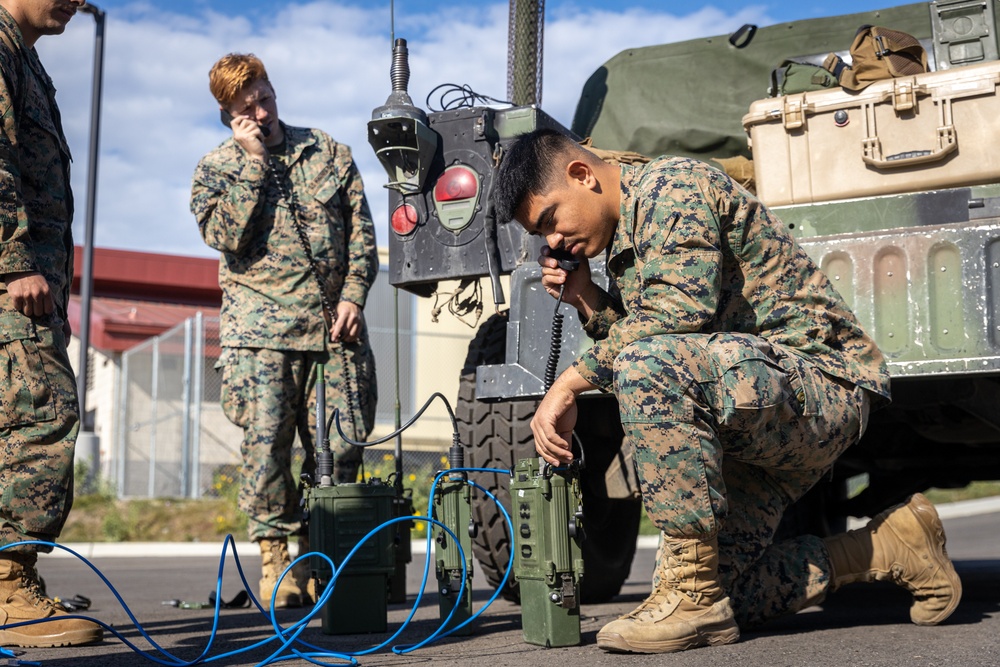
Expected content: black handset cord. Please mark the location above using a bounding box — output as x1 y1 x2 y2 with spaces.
543 282 588 469
544 285 567 391
543 254 579 391
268 159 360 439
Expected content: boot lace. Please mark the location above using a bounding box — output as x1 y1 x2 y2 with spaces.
626 543 688 619
17 567 60 614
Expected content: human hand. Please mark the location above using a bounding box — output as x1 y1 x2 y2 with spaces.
5 272 54 317
228 114 268 162
330 301 362 344
531 381 579 466
531 364 599 465
539 246 596 313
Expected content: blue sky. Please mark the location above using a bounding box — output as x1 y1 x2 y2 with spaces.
36 0 902 259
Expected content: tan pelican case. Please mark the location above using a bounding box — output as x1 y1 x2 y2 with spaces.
742 60 1000 207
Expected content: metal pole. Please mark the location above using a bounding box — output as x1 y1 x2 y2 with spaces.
191 312 204 498
180 317 193 497
316 363 331 487
75 3 105 425
115 349 128 496
394 288 402 486
507 0 544 106
149 337 159 498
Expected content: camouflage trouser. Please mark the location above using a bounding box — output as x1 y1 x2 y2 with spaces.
219 340 377 542
615 332 870 628
0 317 78 554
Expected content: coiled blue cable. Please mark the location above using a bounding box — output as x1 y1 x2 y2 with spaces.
0 466 514 666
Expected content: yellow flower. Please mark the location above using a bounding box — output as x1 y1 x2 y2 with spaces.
408 474 416 482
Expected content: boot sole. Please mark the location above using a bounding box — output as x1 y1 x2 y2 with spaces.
596 619 740 653
906 493 963 626
262 593 303 611
0 626 103 648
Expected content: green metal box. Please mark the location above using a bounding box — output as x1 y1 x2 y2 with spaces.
433 475 474 635
510 457 584 648
306 482 396 634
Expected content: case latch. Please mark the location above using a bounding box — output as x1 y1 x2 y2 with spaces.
782 94 805 130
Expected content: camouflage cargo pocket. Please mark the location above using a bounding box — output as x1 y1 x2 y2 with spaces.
0 313 55 428
218 347 256 429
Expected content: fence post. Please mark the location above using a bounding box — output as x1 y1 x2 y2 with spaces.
191 312 204 499
180 317 193 498
148 336 159 498
116 350 129 497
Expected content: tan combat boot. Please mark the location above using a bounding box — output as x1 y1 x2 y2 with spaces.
823 492 961 625
292 534 316 605
259 538 303 610
0 552 103 647
596 536 739 653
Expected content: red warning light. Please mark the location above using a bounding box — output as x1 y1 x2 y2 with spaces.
391 203 418 236
433 166 478 202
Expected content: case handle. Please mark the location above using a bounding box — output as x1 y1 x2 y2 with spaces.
861 97 957 169
862 125 957 168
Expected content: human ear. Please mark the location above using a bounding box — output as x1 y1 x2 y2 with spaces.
566 159 596 188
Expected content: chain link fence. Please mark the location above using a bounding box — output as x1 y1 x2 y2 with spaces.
115 301 465 500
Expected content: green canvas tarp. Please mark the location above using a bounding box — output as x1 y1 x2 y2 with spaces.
570 2 937 160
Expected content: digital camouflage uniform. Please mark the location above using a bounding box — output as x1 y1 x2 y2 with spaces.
0 6 78 555
574 157 891 627
191 124 378 542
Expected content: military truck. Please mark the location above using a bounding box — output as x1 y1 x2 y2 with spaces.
367 0 1000 602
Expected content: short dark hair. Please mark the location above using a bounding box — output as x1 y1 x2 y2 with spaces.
492 128 588 225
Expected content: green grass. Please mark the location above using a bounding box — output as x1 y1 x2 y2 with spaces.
924 481 1000 505
634 481 1000 537
64 457 1000 543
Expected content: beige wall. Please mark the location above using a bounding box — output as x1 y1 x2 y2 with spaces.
368 247 507 451
67 337 118 481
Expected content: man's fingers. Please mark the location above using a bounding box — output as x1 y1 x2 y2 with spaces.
6 272 54 318
343 321 359 343
329 316 345 342
531 420 573 465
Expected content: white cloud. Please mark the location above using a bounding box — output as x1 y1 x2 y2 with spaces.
35 1 772 260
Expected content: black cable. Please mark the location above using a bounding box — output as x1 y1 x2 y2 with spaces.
330 391 459 448
425 83 511 112
269 160 360 437
543 285 566 391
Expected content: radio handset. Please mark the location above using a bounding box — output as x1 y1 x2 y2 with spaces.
547 248 580 273
220 108 270 137
543 248 580 391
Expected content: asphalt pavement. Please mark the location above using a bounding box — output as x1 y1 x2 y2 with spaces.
7 498 1000 667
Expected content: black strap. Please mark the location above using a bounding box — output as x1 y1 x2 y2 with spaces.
268 156 359 437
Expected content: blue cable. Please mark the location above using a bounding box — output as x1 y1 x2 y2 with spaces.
390 469 515 653
0 466 515 666
0 538 339 667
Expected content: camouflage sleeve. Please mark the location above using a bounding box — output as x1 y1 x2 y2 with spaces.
573 165 723 390
338 146 378 308
580 284 627 340
190 152 269 255
0 48 34 277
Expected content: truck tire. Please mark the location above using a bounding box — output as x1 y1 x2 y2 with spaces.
457 314 641 603
775 477 849 541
